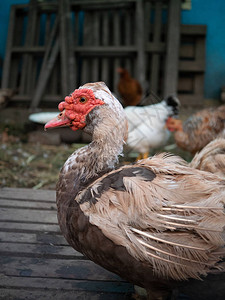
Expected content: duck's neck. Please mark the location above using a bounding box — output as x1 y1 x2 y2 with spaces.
61 106 127 195
67 137 122 185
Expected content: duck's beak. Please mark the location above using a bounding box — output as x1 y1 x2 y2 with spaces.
44 110 71 130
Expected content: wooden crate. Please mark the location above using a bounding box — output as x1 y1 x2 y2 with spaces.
178 24 207 106
1 0 181 109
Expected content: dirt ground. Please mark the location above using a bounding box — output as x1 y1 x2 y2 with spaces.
0 138 85 190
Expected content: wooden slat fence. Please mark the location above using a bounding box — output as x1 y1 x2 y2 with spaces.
1 0 182 109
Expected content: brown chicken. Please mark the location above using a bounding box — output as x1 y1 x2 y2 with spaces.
190 138 225 178
117 68 142 106
45 82 225 299
166 105 225 154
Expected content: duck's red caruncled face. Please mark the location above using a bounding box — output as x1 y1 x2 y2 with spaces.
45 88 104 131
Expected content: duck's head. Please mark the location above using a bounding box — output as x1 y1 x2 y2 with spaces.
44 82 126 134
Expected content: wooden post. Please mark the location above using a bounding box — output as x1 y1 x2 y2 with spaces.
59 0 76 95
135 0 145 89
163 0 181 97
1 6 16 89
102 12 109 85
19 0 37 95
150 1 162 94
92 12 100 82
30 16 59 110
113 11 121 93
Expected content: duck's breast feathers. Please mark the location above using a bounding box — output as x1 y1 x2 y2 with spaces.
76 153 225 280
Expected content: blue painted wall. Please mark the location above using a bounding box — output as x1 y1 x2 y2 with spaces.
182 0 225 99
1 0 225 99
0 0 28 62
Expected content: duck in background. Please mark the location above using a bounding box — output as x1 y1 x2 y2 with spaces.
166 105 225 155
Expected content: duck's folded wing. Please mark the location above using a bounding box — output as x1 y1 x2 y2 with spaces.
77 154 225 280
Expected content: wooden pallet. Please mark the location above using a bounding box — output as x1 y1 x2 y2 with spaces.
0 187 134 299
1 0 181 109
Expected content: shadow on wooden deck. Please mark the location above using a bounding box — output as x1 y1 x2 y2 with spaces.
0 188 134 299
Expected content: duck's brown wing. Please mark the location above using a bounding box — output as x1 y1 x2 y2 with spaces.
77 153 225 280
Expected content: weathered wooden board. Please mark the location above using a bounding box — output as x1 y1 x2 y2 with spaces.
0 222 60 233
0 242 80 258
0 187 56 201
0 289 132 300
0 276 133 293
0 199 56 209
0 256 122 281
30 16 60 110
0 231 65 244
0 207 58 223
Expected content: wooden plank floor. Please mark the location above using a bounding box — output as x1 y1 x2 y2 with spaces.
1 188 225 300
0 188 134 300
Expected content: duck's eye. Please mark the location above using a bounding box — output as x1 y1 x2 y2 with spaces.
79 97 87 104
